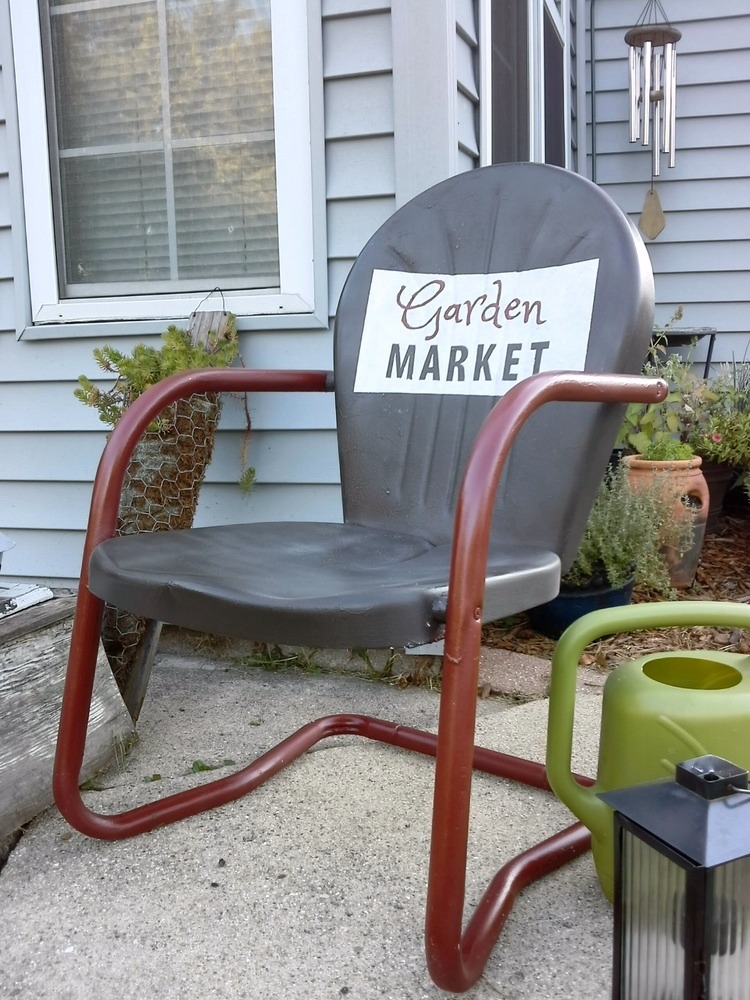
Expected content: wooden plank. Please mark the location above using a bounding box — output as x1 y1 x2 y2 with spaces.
0 594 76 644
186 309 231 351
0 603 133 839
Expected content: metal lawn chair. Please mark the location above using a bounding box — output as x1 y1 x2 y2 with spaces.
54 162 664 992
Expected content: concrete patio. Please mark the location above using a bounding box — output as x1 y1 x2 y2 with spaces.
0 644 613 999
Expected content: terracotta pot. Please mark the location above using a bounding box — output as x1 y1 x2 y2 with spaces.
623 454 709 588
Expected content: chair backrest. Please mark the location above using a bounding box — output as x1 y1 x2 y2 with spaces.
333 163 654 570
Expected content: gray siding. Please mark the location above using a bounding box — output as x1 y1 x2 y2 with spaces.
4 0 747 587
588 0 750 362
456 0 480 172
0 0 398 586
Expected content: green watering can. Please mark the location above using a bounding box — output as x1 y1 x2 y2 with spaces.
546 601 750 902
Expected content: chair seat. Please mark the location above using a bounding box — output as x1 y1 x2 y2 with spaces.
90 522 560 647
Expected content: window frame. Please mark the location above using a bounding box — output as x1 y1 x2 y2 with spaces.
9 0 326 329
478 0 572 169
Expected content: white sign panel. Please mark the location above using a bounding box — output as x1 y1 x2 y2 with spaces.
353 259 600 396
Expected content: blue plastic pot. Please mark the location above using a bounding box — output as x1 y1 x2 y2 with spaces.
528 578 635 640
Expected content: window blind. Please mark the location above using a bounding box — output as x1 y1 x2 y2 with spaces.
44 0 279 296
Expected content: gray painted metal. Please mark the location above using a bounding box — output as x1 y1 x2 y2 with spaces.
90 163 654 649
335 162 654 562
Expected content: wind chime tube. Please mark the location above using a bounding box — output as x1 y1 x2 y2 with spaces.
652 49 661 177
629 46 639 142
641 40 652 147
634 47 642 141
669 46 678 167
663 42 674 154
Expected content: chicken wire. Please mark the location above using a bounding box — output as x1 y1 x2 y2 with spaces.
101 393 222 690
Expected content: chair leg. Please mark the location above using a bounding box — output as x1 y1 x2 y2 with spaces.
54 584 590 987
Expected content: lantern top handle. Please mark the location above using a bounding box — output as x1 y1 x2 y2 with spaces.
625 0 681 47
676 755 749 800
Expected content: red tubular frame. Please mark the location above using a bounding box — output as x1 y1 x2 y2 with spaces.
53 368 667 991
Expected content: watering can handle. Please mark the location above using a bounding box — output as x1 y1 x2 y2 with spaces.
546 601 750 841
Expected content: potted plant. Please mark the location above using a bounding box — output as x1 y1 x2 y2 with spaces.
688 360 750 527
529 464 693 638
617 323 710 587
75 314 242 708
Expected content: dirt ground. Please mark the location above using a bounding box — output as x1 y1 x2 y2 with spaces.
482 490 750 670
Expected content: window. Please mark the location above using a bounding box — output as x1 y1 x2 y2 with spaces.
481 0 573 169
10 0 324 326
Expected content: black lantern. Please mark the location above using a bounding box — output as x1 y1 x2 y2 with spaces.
601 756 750 999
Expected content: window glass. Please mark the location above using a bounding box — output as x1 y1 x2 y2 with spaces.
543 6 565 167
42 0 279 298
491 0 529 163
487 0 569 168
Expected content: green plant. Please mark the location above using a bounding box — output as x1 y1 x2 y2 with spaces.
75 319 239 430
618 308 714 460
690 361 750 494
75 316 256 489
562 463 694 595
239 643 323 674
640 437 695 462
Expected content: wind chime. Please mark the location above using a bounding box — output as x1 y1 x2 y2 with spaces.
625 0 681 239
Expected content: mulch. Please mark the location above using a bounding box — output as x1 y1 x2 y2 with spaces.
482 490 750 671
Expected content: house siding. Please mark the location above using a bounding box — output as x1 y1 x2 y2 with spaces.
1 0 748 587
0 0 397 586
588 0 750 362
456 0 480 172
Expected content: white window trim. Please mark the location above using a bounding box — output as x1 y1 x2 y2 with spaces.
9 0 326 328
